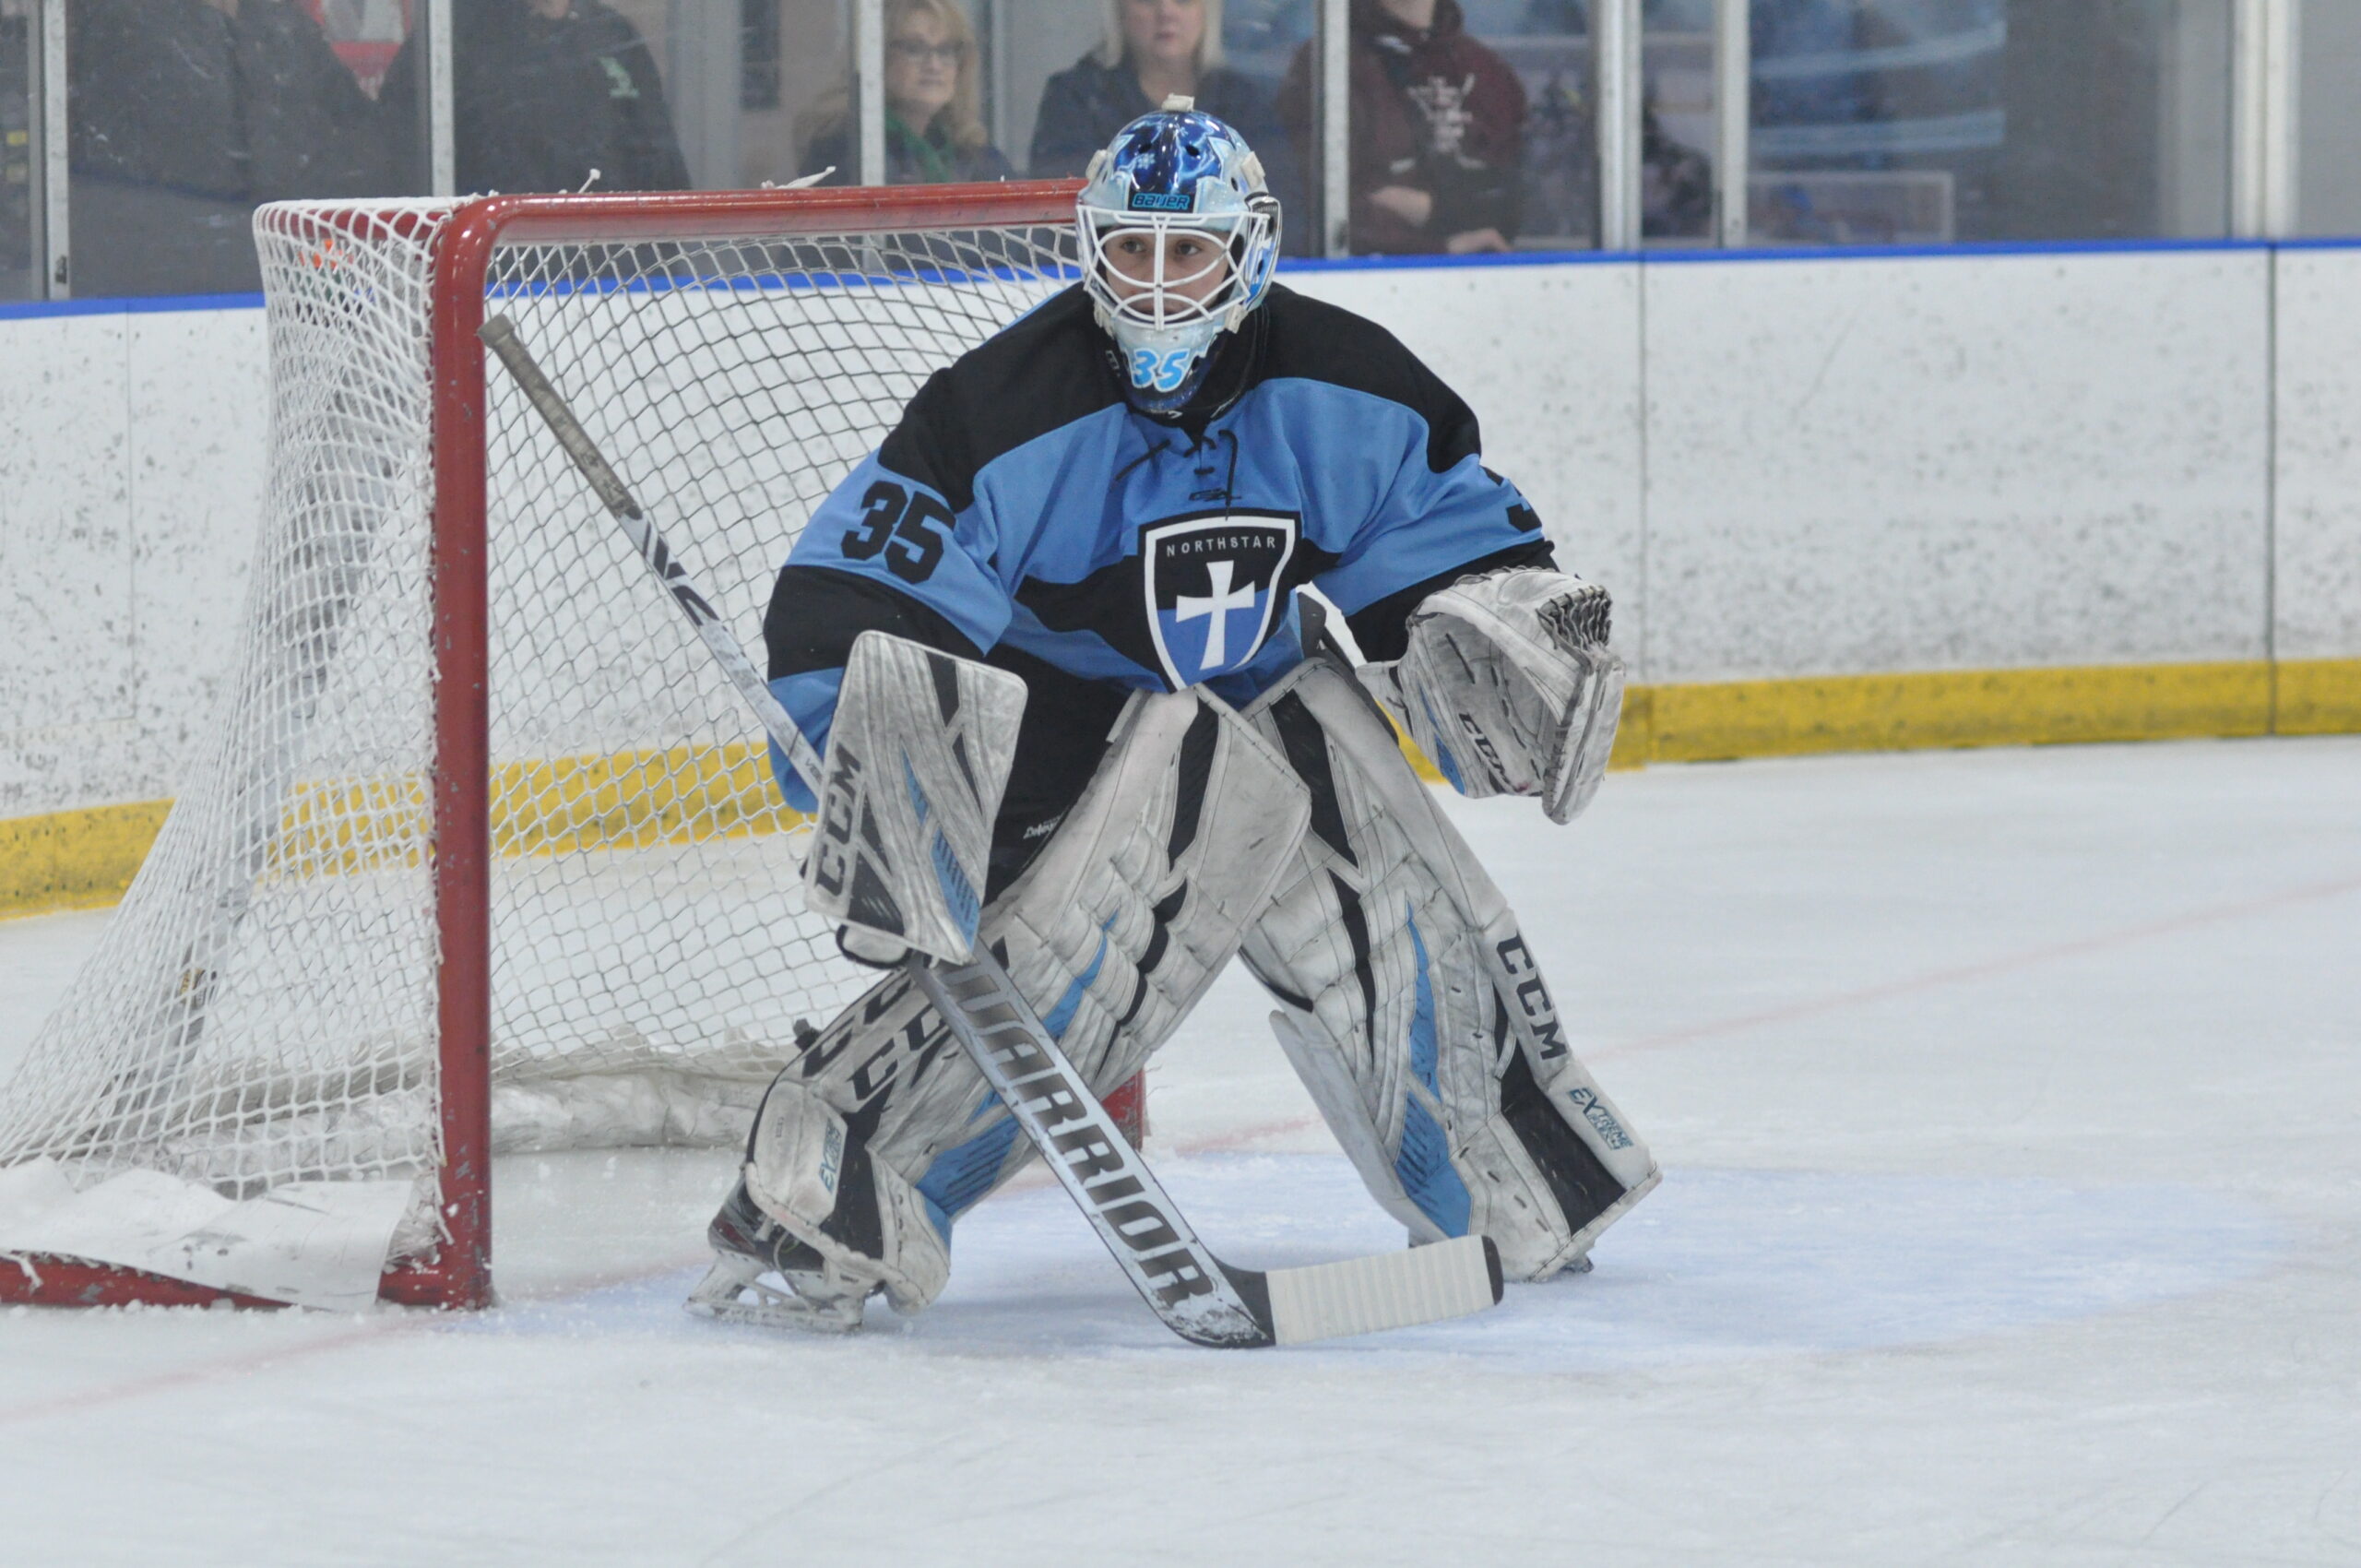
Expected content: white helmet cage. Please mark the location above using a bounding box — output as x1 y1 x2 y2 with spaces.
1077 103 1282 402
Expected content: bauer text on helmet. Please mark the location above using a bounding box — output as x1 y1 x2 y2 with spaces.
1078 98 1281 410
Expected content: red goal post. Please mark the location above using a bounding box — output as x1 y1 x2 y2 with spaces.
420 183 1090 1311
1 181 1143 1313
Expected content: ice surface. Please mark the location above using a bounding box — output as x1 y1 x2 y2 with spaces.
2 736 2357 1565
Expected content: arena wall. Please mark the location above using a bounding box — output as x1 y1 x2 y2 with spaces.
2271 247 2361 732
4 241 2357 915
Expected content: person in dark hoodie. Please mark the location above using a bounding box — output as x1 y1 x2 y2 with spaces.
381 0 689 196
1277 0 1525 255
1027 0 1284 185
67 0 397 295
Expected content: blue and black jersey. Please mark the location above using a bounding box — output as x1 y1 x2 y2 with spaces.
764 281 1554 854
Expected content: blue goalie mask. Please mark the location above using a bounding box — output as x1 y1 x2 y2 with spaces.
1078 99 1282 411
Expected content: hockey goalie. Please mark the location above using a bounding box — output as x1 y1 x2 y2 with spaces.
690 101 1659 1333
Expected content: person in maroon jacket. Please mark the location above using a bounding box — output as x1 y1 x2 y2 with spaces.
1277 0 1525 255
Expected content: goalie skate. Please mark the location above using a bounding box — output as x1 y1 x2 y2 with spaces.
683 1178 869 1335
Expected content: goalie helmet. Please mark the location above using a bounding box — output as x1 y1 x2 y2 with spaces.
1078 98 1281 412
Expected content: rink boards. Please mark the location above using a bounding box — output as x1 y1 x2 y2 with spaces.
6 242 2361 911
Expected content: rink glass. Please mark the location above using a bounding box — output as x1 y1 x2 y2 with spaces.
0 0 30 300
61 0 427 298
1744 0 2235 246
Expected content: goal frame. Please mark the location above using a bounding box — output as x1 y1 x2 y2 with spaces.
2 181 1103 1313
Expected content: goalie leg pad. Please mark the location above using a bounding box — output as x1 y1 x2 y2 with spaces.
1240 656 1659 1280
803 630 1028 964
984 688 1311 1099
745 688 1311 1293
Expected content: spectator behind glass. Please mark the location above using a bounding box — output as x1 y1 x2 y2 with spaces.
1279 0 1524 255
68 0 397 296
1027 0 1285 182
1639 86 1711 240
801 0 1012 185
382 0 688 195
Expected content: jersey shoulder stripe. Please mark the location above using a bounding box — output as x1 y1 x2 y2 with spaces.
1254 286 1483 476
876 285 1120 512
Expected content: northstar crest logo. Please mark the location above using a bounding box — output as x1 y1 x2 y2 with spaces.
1140 510 1299 690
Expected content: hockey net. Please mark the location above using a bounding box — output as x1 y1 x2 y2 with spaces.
0 184 1100 1310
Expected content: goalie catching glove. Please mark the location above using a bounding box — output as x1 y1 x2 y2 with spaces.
1360 567 1625 825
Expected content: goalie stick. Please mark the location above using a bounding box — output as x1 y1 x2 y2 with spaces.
479 313 1504 1348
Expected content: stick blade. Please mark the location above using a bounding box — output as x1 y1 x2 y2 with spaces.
1264 1234 1504 1347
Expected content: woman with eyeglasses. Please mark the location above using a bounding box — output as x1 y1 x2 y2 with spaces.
1027 0 1287 196
801 0 1012 184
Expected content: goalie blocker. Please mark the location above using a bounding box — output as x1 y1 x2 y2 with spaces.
801 629 1026 967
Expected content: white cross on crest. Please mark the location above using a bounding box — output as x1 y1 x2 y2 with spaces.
1175 561 1259 668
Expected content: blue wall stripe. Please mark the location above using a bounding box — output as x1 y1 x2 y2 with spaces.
8 233 2361 324
0 291 266 323
1276 233 2355 277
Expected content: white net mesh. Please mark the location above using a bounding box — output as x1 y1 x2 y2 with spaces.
0 199 1074 1248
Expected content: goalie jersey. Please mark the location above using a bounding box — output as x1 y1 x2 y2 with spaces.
765 281 1554 814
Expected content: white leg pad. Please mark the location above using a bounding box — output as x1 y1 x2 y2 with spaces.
1267 1004 1448 1245
761 688 1311 1241
1240 657 1659 1281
